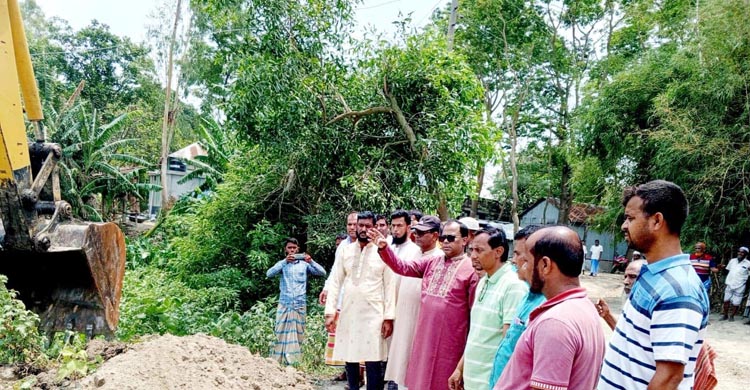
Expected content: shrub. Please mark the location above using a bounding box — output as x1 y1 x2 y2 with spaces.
117 267 239 340
0 275 46 365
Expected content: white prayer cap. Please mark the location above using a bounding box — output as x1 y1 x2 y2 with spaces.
459 217 481 231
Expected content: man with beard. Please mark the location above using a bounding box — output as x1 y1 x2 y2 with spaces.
321 212 359 373
720 246 750 322
595 259 647 330
369 219 478 390
599 180 709 390
384 210 423 390
495 226 605 390
449 226 527 390
325 211 396 390
488 225 545 389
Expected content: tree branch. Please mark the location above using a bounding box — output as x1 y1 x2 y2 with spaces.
325 106 394 125
382 75 417 151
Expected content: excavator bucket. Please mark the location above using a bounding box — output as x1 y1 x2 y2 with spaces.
0 221 126 338
0 0 127 338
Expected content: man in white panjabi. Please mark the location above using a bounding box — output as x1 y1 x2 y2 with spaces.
325 211 396 390
384 210 426 390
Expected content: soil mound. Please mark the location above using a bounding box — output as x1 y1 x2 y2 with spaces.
76 334 312 390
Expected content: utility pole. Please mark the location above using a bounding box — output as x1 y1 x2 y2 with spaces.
447 0 459 50
437 0 460 220
446 0 486 220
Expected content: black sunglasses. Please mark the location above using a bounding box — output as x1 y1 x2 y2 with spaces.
439 234 458 243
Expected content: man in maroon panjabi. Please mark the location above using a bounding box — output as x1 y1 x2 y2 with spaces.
369 217 479 390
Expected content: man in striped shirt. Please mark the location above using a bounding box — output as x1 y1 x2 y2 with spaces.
448 226 528 390
599 180 710 390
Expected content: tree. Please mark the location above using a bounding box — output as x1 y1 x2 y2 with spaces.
48 104 154 221
149 0 193 213
450 0 614 227
579 0 750 256
173 1 491 302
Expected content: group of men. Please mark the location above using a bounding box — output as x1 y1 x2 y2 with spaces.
692 241 750 324
267 180 711 390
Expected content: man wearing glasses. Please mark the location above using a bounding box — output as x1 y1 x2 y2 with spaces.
369 218 479 390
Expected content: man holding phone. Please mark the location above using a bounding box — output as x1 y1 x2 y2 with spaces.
266 237 326 365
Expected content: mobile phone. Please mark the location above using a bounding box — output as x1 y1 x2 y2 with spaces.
293 253 306 260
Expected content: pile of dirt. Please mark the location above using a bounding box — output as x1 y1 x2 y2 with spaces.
76 334 313 390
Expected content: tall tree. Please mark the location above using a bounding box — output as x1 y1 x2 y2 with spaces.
175 1 490 297
158 0 186 212
580 0 750 256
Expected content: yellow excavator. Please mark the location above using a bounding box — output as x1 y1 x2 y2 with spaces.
0 0 126 338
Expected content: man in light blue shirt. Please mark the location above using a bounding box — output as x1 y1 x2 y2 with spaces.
599 180 709 390
488 225 545 389
266 237 326 365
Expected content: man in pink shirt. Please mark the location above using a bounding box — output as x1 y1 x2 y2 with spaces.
495 226 605 390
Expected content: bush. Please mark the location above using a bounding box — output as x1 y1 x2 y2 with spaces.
117 267 239 340
0 275 46 365
207 297 277 355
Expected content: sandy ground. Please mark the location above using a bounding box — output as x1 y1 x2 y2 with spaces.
319 272 750 389
75 334 313 390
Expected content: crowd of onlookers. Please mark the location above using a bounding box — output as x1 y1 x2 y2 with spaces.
266 180 727 390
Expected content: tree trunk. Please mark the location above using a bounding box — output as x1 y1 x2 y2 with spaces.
558 161 572 225
509 123 520 233
447 0 459 50
470 163 484 218
160 0 183 213
438 195 449 221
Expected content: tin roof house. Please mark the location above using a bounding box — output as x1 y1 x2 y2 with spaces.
520 197 628 270
147 143 207 216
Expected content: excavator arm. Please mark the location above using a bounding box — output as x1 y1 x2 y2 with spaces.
0 0 126 338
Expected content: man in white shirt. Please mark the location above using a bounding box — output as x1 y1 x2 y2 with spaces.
720 246 750 322
589 240 604 276
384 210 424 390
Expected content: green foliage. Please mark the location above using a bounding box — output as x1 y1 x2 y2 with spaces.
117 266 239 339
579 0 750 257
56 345 89 381
0 276 46 365
177 117 237 189
21 0 199 191
51 333 97 381
46 104 157 221
177 2 491 293
207 297 277 355
297 304 332 373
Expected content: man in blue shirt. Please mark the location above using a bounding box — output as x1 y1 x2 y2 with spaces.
266 237 326 365
598 180 709 390
488 224 545 389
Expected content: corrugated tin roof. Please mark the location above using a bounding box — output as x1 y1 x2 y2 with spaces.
169 143 207 160
520 197 605 224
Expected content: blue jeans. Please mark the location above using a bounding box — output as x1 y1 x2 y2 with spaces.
591 259 600 274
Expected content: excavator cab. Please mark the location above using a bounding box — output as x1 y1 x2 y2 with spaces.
0 0 125 338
